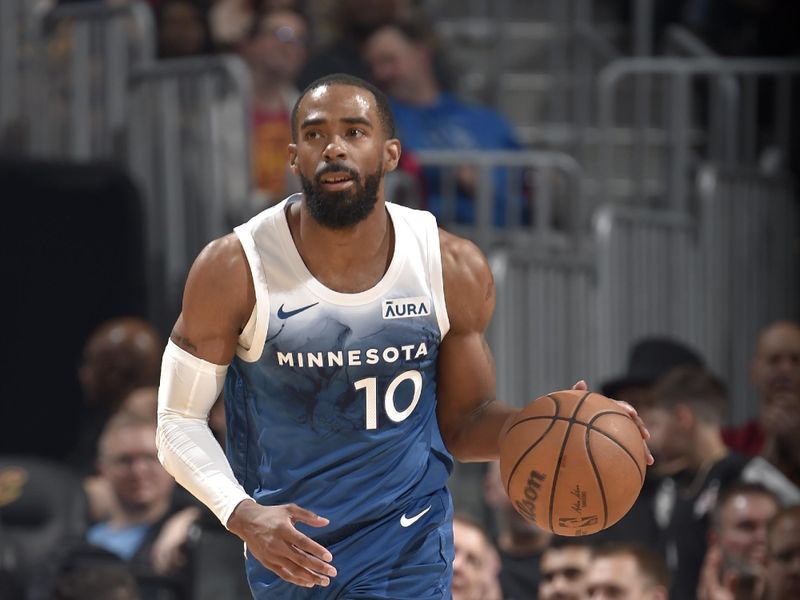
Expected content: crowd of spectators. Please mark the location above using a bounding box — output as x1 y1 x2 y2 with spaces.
3 1 799 599
1 316 797 599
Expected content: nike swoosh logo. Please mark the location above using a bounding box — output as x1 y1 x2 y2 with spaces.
400 505 432 527
276 302 319 319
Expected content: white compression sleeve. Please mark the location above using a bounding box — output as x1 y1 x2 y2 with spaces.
156 340 252 527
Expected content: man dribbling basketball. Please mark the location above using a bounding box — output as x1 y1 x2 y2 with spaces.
155 73 652 599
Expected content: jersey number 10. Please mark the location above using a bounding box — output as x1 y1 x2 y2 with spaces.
353 370 422 430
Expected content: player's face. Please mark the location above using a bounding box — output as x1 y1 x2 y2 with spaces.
290 84 398 229
766 516 800 600
586 556 659 600
539 547 591 600
718 493 779 567
100 425 175 511
452 520 492 600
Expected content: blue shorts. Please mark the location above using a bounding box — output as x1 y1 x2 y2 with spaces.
245 487 454 599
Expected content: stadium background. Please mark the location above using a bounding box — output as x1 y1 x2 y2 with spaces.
0 0 798 598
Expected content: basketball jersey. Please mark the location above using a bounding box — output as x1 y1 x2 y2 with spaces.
224 194 453 544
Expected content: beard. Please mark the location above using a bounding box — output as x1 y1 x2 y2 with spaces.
301 163 382 229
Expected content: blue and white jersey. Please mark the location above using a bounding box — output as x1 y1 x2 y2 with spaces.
224 194 453 544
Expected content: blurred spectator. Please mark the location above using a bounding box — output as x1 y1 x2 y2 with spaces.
601 337 705 415
484 460 551 599
85 386 158 523
592 337 704 547
586 543 669 600
73 317 163 472
209 0 258 50
452 514 503 600
120 386 159 422
208 0 303 49
646 366 798 598
241 5 309 206
724 320 800 487
698 483 781 600
538 539 591 600
155 0 215 59
87 412 197 596
296 0 412 89
363 20 524 226
763 505 800 600
49 544 140 600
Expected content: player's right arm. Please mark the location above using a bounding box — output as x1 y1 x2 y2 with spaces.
157 234 336 588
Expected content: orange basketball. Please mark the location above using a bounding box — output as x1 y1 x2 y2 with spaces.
499 389 646 536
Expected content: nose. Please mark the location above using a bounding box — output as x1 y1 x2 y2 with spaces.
323 137 346 162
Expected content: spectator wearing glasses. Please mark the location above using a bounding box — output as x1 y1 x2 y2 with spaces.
86 412 196 595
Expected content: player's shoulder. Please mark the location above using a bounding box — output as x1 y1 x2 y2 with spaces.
182 232 254 327
438 229 494 332
193 233 248 277
439 229 491 283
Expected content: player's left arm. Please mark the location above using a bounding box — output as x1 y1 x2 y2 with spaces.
435 230 652 463
435 230 516 461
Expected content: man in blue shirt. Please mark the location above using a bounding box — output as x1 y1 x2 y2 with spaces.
363 21 525 226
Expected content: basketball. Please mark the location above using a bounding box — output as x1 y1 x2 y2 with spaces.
499 389 646 536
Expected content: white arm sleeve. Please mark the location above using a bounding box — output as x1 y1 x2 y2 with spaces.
156 340 253 527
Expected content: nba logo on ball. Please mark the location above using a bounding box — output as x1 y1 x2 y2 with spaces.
499 390 646 536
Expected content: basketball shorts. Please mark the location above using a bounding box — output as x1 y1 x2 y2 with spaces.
245 486 454 599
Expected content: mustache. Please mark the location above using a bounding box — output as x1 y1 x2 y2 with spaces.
315 163 359 182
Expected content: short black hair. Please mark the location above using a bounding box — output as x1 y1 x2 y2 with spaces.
291 73 396 142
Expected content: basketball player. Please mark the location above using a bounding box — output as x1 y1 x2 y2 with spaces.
155 73 652 598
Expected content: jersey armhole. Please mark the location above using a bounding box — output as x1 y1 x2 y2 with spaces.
233 222 270 362
427 217 450 340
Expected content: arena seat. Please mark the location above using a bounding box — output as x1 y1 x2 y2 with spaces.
0 456 88 593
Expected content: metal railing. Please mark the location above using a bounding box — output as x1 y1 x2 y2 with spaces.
30 1 155 159
697 165 799 423
413 149 585 248
596 57 800 210
0 0 44 153
126 55 252 330
488 242 597 407
435 9 621 147
593 205 704 382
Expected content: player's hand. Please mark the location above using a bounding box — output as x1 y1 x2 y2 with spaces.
227 500 336 588
572 380 655 466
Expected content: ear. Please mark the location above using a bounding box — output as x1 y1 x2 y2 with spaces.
383 138 401 173
288 143 299 175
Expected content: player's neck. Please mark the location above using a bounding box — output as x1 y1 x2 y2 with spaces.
290 199 395 293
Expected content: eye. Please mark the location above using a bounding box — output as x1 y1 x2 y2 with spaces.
304 130 322 140
347 128 365 137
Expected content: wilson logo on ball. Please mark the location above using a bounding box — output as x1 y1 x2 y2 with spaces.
514 470 547 523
